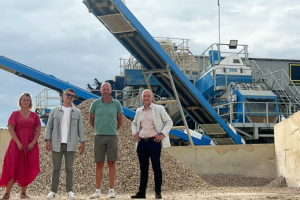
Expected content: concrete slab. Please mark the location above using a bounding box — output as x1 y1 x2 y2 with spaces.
275 111 300 187
165 144 276 179
0 129 11 164
274 119 286 178
164 146 197 172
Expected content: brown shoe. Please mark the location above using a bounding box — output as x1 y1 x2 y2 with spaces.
0 193 10 200
20 193 30 199
155 193 162 199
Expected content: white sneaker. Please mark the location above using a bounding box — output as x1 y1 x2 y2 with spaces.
108 189 115 198
90 190 101 199
45 191 57 199
67 191 76 199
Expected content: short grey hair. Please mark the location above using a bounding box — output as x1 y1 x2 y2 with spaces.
142 89 153 97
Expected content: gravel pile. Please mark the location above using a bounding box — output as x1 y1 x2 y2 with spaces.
0 99 290 199
264 176 287 188
1 99 210 196
199 173 275 187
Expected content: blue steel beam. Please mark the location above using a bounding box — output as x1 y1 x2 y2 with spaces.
0 55 133 118
170 130 213 146
83 0 245 144
0 55 212 145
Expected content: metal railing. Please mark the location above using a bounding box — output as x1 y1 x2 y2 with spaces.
35 88 163 111
266 69 300 105
35 88 62 112
251 60 300 110
87 89 124 101
154 37 191 54
122 89 141 108
119 40 251 84
212 67 253 90
198 43 249 78
164 46 183 69
122 88 162 108
212 101 294 125
119 56 142 75
119 37 194 75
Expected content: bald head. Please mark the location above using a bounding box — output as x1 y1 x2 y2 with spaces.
141 89 153 106
100 82 112 98
100 82 112 89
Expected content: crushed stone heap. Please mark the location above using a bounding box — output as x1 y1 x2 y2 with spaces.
1 99 210 196
264 176 287 188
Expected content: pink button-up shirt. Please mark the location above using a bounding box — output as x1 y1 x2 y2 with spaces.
139 103 159 138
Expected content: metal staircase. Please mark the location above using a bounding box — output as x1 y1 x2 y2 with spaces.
251 60 300 117
164 46 183 67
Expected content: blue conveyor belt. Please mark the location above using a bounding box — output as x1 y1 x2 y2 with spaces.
82 0 245 144
0 55 212 145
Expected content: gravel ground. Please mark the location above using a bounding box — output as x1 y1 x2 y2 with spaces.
0 99 298 199
2 187 300 199
0 176 294 199
199 174 276 187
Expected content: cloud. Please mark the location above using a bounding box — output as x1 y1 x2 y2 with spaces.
0 0 299 126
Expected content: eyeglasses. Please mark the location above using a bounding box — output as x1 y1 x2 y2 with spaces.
65 93 75 98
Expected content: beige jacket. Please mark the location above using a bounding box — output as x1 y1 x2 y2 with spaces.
132 103 173 148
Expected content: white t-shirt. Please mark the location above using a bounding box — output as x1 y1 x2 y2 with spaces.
61 106 72 144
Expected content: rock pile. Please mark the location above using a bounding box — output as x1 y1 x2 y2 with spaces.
1 99 210 196
264 176 287 188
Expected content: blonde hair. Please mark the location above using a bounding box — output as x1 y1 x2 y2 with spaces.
18 92 33 110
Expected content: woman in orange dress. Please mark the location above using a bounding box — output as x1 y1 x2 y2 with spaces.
0 92 41 199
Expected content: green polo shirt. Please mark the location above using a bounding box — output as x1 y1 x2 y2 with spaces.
89 97 123 135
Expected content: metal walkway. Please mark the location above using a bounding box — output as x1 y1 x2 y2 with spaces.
0 55 212 145
83 0 245 144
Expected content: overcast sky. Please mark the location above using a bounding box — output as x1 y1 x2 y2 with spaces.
0 0 299 127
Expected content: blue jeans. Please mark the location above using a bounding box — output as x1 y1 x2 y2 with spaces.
137 139 162 194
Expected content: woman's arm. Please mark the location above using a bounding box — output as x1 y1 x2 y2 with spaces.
8 123 23 151
27 125 41 151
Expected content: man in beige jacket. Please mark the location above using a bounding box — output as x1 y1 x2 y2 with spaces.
131 89 173 199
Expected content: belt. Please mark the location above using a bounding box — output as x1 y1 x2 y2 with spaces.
140 137 156 141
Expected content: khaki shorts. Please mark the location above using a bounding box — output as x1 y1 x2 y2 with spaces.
94 135 118 162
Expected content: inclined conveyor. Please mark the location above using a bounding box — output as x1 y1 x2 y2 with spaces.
82 0 245 144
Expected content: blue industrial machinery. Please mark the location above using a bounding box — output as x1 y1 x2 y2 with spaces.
0 55 213 145
94 0 300 143
120 36 296 143
83 0 245 144
195 46 280 136
120 38 289 143
82 0 245 145
87 77 124 104
234 90 279 123
2 0 296 145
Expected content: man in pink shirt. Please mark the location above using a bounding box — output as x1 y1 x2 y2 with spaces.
131 89 173 199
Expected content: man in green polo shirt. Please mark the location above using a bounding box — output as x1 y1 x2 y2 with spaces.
89 82 123 199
